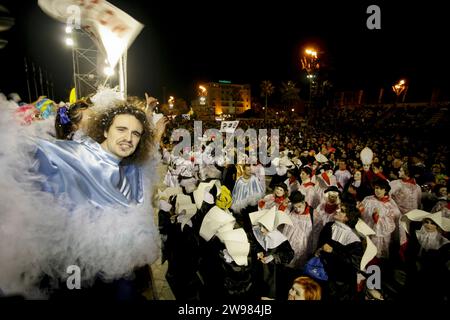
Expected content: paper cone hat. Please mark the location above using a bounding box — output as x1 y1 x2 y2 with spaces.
401 209 450 233
355 218 378 271
217 228 250 266
315 153 328 163
249 206 293 232
199 206 236 242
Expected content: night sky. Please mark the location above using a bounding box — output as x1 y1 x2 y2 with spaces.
1 0 449 103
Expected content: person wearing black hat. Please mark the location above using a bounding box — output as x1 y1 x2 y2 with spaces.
284 167 301 195
258 182 289 213
359 178 401 261
281 191 315 270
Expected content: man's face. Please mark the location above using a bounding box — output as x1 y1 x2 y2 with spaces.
102 114 143 159
300 171 309 182
374 186 386 199
422 219 438 233
398 167 406 179
244 165 252 177
293 202 306 214
326 191 339 204
335 205 349 223
438 187 447 197
274 186 285 197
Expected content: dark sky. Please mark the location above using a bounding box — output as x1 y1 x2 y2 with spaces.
1 0 449 103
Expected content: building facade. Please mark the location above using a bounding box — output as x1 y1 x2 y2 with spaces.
192 81 251 119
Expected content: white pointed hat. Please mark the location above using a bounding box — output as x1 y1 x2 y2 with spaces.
193 180 221 209
217 228 250 266
355 218 378 271
199 206 236 242
315 153 328 163
174 194 198 231
249 206 293 232
401 209 450 233
157 186 183 201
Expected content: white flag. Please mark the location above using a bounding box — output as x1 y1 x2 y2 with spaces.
38 0 143 69
220 120 239 133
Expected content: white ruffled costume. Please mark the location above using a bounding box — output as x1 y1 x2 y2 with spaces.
0 96 160 298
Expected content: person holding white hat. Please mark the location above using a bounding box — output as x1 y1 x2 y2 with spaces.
400 210 450 300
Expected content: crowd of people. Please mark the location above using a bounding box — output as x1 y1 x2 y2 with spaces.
158 102 449 301
0 89 448 301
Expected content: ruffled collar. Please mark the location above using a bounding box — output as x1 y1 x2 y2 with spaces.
416 227 449 252
331 221 360 246
253 227 287 251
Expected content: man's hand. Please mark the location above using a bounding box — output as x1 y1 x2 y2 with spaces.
154 116 169 144
322 243 333 253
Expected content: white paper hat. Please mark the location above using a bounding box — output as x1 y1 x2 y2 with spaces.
360 147 374 165
249 206 293 232
193 180 221 209
175 194 198 231
271 157 280 167
355 218 378 271
157 187 183 201
315 153 328 163
401 209 450 234
292 157 303 168
217 228 250 266
279 156 294 168
199 206 236 242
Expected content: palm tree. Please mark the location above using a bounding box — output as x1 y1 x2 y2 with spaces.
280 81 300 110
260 80 274 122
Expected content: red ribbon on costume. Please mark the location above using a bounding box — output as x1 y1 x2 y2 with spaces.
402 178 416 185
378 195 390 203
321 172 331 185
303 182 315 188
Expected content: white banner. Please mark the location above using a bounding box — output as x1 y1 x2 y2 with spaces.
220 120 239 133
38 0 143 69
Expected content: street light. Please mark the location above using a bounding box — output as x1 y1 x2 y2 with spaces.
65 37 74 46
301 47 320 110
168 96 174 109
392 79 407 104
